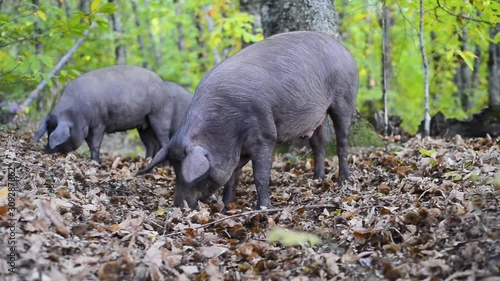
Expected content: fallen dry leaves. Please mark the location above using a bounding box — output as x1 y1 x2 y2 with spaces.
0 129 499 281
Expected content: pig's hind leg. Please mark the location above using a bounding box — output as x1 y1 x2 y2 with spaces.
309 124 326 179
148 112 173 148
138 127 159 158
327 105 354 180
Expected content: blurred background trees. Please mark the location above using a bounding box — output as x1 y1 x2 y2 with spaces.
0 0 499 134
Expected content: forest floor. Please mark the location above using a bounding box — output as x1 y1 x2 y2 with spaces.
0 126 499 281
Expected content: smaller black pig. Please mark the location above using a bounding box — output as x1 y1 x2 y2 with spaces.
33 65 192 163
139 31 359 210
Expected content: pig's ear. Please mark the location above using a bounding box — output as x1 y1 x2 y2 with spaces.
33 117 48 143
182 146 210 184
49 121 71 149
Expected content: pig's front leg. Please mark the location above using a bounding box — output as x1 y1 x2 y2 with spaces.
223 156 250 208
329 108 353 180
309 124 326 179
250 145 274 209
85 126 105 163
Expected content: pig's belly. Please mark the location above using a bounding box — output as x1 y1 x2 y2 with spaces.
275 112 327 143
104 115 148 133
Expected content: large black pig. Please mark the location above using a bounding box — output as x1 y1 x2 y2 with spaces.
33 65 192 163
139 31 359 209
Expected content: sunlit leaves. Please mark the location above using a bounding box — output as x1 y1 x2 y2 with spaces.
90 0 101 14
33 10 46 22
456 49 477 71
418 148 436 157
268 227 321 247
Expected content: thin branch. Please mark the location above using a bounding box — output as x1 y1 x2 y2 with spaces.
161 204 340 238
436 0 493 25
0 62 21 78
0 12 34 28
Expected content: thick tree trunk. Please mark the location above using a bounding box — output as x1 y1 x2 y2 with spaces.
488 24 500 109
260 0 341 143
261 0 340 41
109 0 126 65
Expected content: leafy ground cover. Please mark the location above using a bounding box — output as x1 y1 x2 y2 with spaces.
0 128 499 280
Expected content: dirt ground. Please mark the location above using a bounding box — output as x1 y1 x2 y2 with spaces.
0 127 499 281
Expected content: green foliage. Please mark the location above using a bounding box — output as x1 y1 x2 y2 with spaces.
418 148 436 157
0 0 115 104
493 171 500 189
0 0 262 113
268 227 321 247
337 0 499 133
326 118 382 156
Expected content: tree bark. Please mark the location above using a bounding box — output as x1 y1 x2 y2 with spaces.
261 0 340 41
488 24 500 109
260 0 341 143
454 27 472 112
79 0 88 13
109 0 127 65
381 2 393 135
430 31 441 102
419 0 430 136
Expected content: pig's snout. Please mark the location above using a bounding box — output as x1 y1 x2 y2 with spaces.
173 190 199 209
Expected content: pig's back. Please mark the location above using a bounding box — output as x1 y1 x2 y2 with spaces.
55 65 167 130
193 31 358 143
63 65 164 104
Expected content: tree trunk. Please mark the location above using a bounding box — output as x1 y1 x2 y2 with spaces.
143 0 161 69
33 0 44 111
131 0 148 68
239 0 262 48
419 0 430 136
488 24 500 109
174 0 186 52
337 0 348 40
430 31 441 102
109 0 127 65
260 0 341 143
381 2 393 135
261 0 340 41
454 27 472 112
79 0 88 13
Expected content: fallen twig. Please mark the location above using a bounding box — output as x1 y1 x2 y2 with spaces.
161 204 340 238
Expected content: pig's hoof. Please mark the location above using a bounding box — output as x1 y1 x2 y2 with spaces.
256 202 274 210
